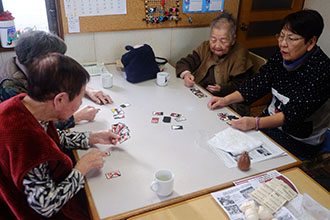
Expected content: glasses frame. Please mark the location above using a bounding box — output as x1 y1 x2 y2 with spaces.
275 33 304 46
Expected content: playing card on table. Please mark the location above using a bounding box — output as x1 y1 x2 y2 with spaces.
217 113 239 122
105 170 121 179
190 88 207 98
170 113 182 117
111 108 125 119
175 115 186 122
120 103 131 108
152 111 163 116
151 117 159 123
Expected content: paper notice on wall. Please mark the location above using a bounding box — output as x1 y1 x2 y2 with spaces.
64 0 127 17
67 16 80 33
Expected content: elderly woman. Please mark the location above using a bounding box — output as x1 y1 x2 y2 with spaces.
0 30 113 130
208 10 330 159
0 53 120 219
176 11 253 115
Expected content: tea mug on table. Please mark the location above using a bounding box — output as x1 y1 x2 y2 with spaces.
150 170 174 196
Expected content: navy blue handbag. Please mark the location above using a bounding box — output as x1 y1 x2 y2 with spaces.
121 44 161 83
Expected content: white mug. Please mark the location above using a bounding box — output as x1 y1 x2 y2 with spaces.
102 72 113 88
150 170 174 196
156 72 170 86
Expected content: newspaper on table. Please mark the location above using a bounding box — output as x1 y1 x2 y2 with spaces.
209 130 287 168
211 170 299 220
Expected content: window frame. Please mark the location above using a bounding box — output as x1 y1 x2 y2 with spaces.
0 0 63 39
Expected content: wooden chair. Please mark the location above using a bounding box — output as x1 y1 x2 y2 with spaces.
248 52 271 117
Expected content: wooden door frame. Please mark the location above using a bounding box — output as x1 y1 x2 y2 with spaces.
237 0 305 49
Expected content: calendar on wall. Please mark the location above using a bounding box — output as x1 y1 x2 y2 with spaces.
143 0 181 24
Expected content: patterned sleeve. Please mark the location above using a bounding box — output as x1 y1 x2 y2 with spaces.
0 79 27 102
58 130 91 150
54 116 76 130
23 163 85 217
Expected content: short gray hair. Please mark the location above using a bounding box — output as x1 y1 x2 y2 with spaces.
15 31 67 67
210 11 237 39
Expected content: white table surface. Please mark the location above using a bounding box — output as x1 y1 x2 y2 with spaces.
73 64 299 219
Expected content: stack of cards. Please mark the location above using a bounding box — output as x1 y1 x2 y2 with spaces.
111 108 125 119
217 113 239 122
190 87 207 98
112 122 131 143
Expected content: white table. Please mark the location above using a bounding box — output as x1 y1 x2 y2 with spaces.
73 64 300 220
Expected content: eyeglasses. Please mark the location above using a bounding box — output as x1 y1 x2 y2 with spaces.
276 34 304 45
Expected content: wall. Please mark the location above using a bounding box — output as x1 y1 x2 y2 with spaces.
304 0 330 56
64 27 210 66
0 26 210 66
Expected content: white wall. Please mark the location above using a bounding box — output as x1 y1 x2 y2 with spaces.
64 27 210 66
304 0 330 56
0 27 210 66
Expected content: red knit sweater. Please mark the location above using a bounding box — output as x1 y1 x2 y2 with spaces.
0 94 87 220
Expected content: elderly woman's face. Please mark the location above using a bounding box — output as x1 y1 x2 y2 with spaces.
209 27 235 57
278 28 312 62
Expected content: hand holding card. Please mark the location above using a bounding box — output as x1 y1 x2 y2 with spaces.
112 122 131 144
89 130 121 145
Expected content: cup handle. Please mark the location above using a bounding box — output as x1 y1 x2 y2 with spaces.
150 181 159 192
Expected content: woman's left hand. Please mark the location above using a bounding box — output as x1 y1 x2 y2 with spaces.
89 130 121 145
228 117 256 131
85 87 113 104
206 84 221 93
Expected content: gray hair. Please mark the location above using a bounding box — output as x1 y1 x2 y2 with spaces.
210 11 237 39
15 31 67 67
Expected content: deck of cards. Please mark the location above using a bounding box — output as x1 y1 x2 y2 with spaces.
190 87 207 98
112 122 131 143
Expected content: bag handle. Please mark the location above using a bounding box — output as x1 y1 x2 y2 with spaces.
155 57 168 65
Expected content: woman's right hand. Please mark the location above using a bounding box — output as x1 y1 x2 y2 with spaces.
74 149 106 176
183 73 195 87
74 105 99 123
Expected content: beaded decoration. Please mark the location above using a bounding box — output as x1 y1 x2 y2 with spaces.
143 0 181 24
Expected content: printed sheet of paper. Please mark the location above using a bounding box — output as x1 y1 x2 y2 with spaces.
248 178 298 213
64 0 126 17
211 181 297 220
209 130 286 168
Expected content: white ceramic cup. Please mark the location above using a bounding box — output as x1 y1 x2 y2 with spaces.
156 72 170 86
102 72 113 88
150 170 174 196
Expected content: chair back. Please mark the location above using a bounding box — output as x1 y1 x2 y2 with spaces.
248 51 267 75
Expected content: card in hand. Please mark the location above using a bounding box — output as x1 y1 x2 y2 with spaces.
112 122 131 143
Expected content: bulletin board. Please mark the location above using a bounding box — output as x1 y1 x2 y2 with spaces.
59 0 240 34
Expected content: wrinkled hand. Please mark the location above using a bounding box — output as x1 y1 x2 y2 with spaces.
86 87 113 105
206 84 221 93
228 117 256 131
74 149 105 176
74 105 99 123
207 96 227 110
89 129 121 145
183 73 195 87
